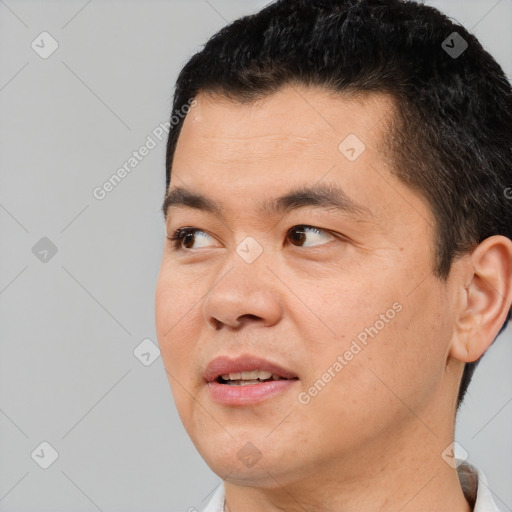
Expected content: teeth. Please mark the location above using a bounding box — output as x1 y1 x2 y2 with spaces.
220 370 280 381
227 380 260 386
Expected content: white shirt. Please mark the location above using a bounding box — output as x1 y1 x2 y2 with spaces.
201 461 502 512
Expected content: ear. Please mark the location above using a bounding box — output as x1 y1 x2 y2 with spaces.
450 235 512 363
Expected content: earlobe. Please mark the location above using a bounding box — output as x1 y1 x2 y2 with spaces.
450 235 512 363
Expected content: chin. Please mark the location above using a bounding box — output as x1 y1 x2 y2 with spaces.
206 456 285 487
198 436 310 489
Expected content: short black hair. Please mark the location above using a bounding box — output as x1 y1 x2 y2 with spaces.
164 0 512 409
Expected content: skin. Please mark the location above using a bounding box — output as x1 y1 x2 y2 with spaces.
155 85 512 512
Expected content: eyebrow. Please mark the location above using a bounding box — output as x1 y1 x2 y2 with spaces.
162 187 222 218
162 183 373 220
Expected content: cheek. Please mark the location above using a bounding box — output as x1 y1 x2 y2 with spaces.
301 269 398 343
299 265 451 412
352 280 452 411
155 270 204 429
155 265 203 373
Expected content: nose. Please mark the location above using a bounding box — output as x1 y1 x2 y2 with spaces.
202 259 284 330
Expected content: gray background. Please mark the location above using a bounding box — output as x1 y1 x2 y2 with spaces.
0 0 510 511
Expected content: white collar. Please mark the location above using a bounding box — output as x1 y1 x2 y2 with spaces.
202 483 225 512
201 461 502 512
457 460 503 512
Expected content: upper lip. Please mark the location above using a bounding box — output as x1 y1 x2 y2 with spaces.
204 354 298 382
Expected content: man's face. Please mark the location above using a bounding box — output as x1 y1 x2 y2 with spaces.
155 86 458 485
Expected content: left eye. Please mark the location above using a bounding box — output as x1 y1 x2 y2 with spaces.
286 225 335 247
168 227 217 250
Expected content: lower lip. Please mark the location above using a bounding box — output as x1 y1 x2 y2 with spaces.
207 379 298 405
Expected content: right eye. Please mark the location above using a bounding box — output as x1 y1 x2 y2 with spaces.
167 227 218 250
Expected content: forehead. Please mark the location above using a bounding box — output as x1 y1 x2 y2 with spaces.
173 87 395 167
173 87 390 201
171 87 397 195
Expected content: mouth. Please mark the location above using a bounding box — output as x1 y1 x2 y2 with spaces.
204 355 299 405
217 370 292 386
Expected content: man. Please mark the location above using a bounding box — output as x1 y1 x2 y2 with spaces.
155 0 512 510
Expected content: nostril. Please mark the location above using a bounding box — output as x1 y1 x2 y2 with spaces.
209 314 263 330
235 314 263 326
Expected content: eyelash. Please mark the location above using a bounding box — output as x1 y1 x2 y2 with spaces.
167 227 208 250
167 225 336 251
